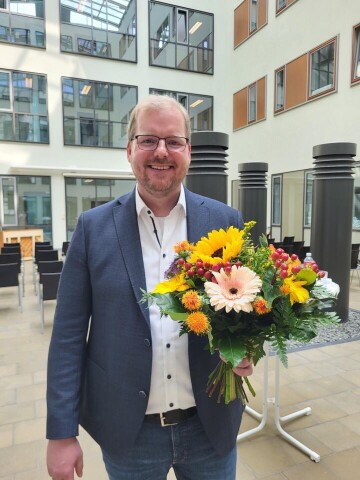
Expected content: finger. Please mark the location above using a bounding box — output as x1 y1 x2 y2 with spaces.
75 456 83 478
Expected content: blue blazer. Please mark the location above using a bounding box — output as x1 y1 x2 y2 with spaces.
47 188 245 459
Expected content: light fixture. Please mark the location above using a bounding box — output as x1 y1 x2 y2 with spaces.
189 22 202 35
77 0 88 13
81 84 92 95
190 99 204 108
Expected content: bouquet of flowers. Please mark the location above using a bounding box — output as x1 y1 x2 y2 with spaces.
142 222 340 405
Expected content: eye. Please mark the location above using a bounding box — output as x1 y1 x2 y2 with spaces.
140 136 157 145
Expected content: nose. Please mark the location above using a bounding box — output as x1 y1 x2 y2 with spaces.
154 138 168 157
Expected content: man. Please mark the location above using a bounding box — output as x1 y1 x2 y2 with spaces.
46 95 253 480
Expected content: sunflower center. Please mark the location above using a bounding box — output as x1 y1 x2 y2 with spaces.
212 247 223 258
229 288 238 294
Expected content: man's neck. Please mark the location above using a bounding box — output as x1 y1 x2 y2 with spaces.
138 189 181 217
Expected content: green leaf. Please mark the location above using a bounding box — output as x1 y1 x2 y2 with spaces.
218 336 248 368
296 269 316 285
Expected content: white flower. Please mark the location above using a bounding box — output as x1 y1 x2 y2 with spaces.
204 265 262 313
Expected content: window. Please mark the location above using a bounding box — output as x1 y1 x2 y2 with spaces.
233 76 266 130
304 171 313 228
60 0 136 62
275 67 284 111
271 175 282 225
309 40 335 97
0 0 45 48
0 175 52 242
65 177 136 239
352 23 360 85
274 37 337 114
150 88 213 131
0 70 49 143
234 0 267 48
276 0 298 14
62 77 137 148
149 2 214 74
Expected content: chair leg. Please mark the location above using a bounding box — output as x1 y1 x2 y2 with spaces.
40 295 44 334
18 283 23 313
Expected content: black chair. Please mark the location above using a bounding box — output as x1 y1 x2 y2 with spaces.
33 249 58 284
298 246 310 263
35 241 51 247
0 263 23 312
292 241 305 257
1 245 21 254
267 238 275 244
62 241 70 256
0 253 24 294
282 236 295 245
36 260 63 297
40 272 61 333
351 245 360 285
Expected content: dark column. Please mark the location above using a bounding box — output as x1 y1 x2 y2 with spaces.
238 163 268 245
185 131 228 203
311 142 357 322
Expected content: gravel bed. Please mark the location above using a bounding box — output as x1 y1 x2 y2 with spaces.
275 309 360 353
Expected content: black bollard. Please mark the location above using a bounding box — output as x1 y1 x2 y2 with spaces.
311 142 358 322
186 131 228 204
237 163 268 245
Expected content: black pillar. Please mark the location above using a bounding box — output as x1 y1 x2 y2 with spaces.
238 163 268 245
186 131 228 204
311 142 357 322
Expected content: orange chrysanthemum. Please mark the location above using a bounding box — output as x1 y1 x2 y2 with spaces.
253 297 271 315
186 311 210 335
173 240 194 254
181 290 201 310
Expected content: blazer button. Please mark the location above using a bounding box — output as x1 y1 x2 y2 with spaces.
144 338 151 347
139 390 147 399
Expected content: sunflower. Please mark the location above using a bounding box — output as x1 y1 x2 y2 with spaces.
189 226 244 265
280 277 309 305
204 265 262 313
152 273 190 294
186 311 210 334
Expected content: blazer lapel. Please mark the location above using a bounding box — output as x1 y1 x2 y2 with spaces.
185 189 211 243
112 190 150 327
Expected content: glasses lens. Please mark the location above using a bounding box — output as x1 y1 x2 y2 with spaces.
165 137 187 151
137 136 158 150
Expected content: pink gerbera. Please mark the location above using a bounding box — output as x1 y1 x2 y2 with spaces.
204 265 262 313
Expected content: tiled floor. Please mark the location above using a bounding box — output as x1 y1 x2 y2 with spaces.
0 262 360 479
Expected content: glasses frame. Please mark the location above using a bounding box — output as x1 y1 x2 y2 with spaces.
131 135 189 152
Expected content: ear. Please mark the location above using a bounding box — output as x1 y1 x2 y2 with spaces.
126 141 132 162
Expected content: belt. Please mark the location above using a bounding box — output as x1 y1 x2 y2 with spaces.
144 407 197 427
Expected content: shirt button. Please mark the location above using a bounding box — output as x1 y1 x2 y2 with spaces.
163 253 166 258
139 391 147 399
166 343 171 348
169 402 174 408
167 374 171 379
144 338 151 347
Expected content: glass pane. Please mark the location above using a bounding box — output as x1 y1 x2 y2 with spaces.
79 81 94 109
250 0 257 32
189 95 213 131
304 172 313 227
0 0 8 9
188 12 213 48
177 9 187 44
310 42 334 95
111 178 136 199
95 178 111 205
0 112 14 140
14 113 48 143
80 117 97 145
276 69 284 110
177 44 189 70
0 71 11 109
0 12 10 41
64 117 76 144
61 34 73 51
1 177 16 225
10 0 44 17
63 78 74 107
277 0 286 9
149 3 174 42
94 82 110 111
354 27 360 80
353 167 360 229
272 176 281 225
249 84 256 122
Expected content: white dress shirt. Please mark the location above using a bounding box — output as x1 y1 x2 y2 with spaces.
136 186 196 414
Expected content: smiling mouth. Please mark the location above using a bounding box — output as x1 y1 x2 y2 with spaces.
149 165 172 170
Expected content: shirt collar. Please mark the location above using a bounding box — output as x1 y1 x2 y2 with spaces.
135 184 187 218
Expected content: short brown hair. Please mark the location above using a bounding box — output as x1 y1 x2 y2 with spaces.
127 94 191 142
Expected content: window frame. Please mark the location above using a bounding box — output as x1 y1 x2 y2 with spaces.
308 37 337 100
351 22 360 85
271 174 282 226
274 66 285 112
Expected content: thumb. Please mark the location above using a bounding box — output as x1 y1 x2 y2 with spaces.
75 456 83 478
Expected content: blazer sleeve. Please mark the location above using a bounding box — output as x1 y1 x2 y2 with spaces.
46 213 92 439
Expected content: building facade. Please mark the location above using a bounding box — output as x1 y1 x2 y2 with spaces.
0 0 359 248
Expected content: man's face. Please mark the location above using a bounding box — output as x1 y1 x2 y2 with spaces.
127 106 191 200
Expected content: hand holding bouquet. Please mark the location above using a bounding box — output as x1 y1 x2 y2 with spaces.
142 222 340 405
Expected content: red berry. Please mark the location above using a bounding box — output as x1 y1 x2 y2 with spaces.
196 260 203 268
235 260 242 267
204 262 211 269
291 254 298 261
277 248 284 254
197 268 205 276
204 271 212 280
291 265 301 274
280 270 288 278
185 262 192 270
187 269 195 277
271 251 280 260
275 259 282 268
281 253 289 261
281 263 288 270
212 264 220 272
225 266 232 274
318 271 326 278
177 258 185 266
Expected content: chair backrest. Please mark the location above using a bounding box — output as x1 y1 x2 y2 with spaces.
38 260 63 277
0 253 21 265
42 272 61 301
62 241 70 256
35 245 53 253
282 236 295 245
292 241 305 256
35 241 51 246
0 263 19 288
35 250 58 263
1 245 21 254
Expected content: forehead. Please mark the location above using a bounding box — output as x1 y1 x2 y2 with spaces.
136 107 186 137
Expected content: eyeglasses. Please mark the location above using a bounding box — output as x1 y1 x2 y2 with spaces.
132 135 189 152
